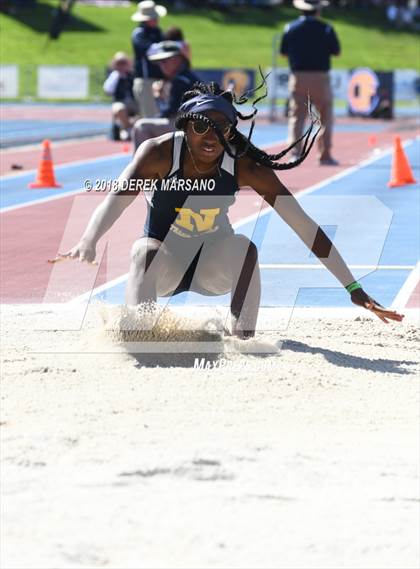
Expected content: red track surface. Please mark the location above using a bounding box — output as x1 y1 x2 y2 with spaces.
407 282 419 308
1 125 418 304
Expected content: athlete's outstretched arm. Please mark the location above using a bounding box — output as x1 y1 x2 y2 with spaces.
238 158 403 323
55 140 162 264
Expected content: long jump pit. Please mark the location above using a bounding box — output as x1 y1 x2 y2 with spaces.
1 301 419 568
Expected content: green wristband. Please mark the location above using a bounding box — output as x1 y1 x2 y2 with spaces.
346 281 362 294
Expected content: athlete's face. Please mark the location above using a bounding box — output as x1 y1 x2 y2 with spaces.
186 111 232 164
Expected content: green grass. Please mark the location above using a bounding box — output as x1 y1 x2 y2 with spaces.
1 0 418 70
0 1 418 100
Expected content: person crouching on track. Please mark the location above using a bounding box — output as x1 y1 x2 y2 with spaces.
103 52 138 141
133 41 199 151
60 81 404 338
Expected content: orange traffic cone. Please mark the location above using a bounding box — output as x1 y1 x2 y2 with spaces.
388 136 417 188
28 139 62 189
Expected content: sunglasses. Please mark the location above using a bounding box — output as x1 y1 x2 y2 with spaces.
191 119 232 138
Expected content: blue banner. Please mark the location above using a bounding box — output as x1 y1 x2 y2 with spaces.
195 69 255 95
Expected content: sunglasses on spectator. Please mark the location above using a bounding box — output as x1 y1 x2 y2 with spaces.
191 119 232 138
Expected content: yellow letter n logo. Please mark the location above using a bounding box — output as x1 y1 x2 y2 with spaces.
174 207 220 232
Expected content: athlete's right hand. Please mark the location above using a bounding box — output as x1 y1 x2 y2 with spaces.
48 239 97 265
350 287 404 324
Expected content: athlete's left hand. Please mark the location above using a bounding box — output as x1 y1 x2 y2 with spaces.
350 288 404 324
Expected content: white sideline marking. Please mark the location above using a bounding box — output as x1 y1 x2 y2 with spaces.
0 154 130 214
1 135 106 156
1 188 87 214
0 150 128 181
69 273 130 305
391 262 419 309
259 264 415 270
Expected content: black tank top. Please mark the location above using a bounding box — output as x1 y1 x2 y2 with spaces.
144 131 240 245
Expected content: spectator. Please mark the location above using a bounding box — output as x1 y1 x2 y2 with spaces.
164 26 192 63
133 41 199 150
131 1 167 118
280 0 341 165
386 2 399 23
103 52 138 141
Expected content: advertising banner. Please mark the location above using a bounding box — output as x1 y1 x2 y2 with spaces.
38 65 89 99
0 65 19 98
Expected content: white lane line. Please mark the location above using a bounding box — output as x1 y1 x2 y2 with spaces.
259 264 416 270
391 262 420 309
67 137 417 303
0 153 131 213
1 135 106 155
0 188 86 214
69 273 129 305
0 151 128 181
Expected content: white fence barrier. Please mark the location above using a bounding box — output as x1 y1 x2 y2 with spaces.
394 69 420 100
0 64 418 105
267 67 350 100
0 65 19 98
37 65 89 99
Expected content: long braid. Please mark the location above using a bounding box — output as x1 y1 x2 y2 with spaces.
176 76 321 170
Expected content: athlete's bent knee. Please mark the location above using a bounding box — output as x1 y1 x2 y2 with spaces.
130 240 160 270
232 235 258 265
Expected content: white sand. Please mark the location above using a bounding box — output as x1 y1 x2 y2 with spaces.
1 304 419 569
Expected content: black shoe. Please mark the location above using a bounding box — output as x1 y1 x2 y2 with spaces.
319 157 339 166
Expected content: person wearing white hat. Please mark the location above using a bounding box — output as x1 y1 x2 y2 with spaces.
103 52 138 141
131 1 167 119
280 0 340 165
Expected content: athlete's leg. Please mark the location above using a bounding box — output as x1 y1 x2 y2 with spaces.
193 234 261 338
125 237 186 304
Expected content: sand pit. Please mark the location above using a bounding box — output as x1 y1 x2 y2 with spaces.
1 303 419 568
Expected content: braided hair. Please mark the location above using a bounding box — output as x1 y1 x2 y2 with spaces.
175 72 321 171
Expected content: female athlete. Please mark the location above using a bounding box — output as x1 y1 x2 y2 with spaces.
58 82 403 338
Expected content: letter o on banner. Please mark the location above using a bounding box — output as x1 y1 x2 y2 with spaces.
347 68 394 119
347 67 380 115
222 70 250 94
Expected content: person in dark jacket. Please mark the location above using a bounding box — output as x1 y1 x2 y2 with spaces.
280 0 341 165
133 41 199 151
131 1 167 118
103 52 138 141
